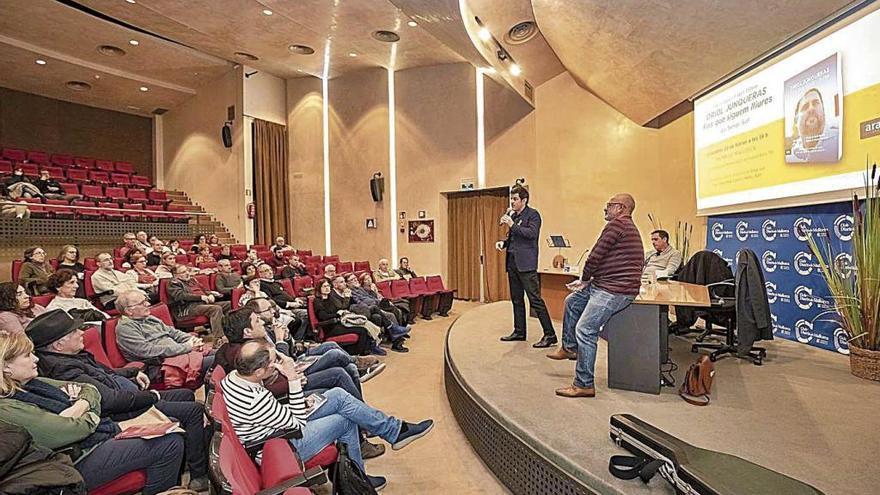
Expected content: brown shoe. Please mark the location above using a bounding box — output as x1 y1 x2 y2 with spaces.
546 347 577 360
356 355 381 369
555 385 595 398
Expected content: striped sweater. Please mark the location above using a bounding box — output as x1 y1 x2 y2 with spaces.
221 371 308 449
581 215 644 296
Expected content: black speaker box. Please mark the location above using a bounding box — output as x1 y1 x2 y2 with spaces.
370 176 385 202
221 123 232 148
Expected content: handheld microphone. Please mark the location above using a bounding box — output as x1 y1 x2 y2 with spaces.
500 208 513 225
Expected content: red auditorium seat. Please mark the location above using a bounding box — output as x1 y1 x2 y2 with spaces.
59 182 79 196
44 166 64 179
82 270 119 316
144 204 166 221
50 154 73 167
83 258 97 271
97 202 125 221
45 199 75 219
230 286 245 309
198 261 218 270
18 198 48 217
157 278 210 331
336 261 353 274
49 258 59 270
296 250 312 257
121 203 146 222
323 255 339 263
73 200 102 220
376 280 393 299
105 186 126 202
126 188 149 203
30 294 54 307
26 151 48 164
89 171 111 184
148 189 171 204
95 160 115 173
280 278 296 298
81 184 104 200
19 163 39 176
111 172 131 186
175 254 190 265
11 260 23 282
305 255 322 265
66 168 90 182
89 471 147 495
72 157 95 169
409 277 439 314
231 260 242 273
0 160 13 174
115 161 135 174
307 296 359 348
166 204 188 222
2 148 26 161
353 261 370 272
131 175 151 187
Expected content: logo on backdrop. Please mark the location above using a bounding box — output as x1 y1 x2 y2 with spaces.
794 319 814 343
765 281 791 304
833 327 850 355
833 214 854 241
793 251 822 276
761 219 790 242
735 221 759 241
793 217 829 242
711 222 733 242
712 249 734 265
794 285 830 310
761 250 790 273
834 252 855 277
771 314 793 338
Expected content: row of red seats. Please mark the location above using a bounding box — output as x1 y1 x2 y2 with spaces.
13 183 171 204
0 165 151 187
14 198 189 222
1 147 136 173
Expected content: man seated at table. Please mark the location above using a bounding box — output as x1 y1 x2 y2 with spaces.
643 229 682 278
29 309 211 491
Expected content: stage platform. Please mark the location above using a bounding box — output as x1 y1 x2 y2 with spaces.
444 302 879 495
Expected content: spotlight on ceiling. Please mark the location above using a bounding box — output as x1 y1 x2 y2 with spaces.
372 30 400 43
407 20 418 27
348 52 358 57
478 27 492 41
262 9 273 16
125 0 136 4
510 64 522 76
35 59 47 65
139 86 149 92
129 39 139 46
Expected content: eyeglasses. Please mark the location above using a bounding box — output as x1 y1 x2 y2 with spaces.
605 202 623 209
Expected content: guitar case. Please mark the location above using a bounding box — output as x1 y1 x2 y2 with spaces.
608 414 825 495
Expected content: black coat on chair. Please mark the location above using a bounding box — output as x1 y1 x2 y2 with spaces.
735 249 773 354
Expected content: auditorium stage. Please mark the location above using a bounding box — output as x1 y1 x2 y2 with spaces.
444 302 879 495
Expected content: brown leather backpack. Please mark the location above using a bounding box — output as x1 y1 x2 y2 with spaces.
679 355 715 406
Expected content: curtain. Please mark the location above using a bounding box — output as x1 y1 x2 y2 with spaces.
253 119 290 245
479 194 511 303
447 195 481 300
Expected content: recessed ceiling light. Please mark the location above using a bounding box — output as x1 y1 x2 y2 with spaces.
126 105 141 110
509 64 522 76
66 81 92 92
288 44 315 55
129 39 139 46
407 20 418 27
348 52 358 57
234 51 259 61
262 9 273 15
372 30 400 43
478 27 492 41
94 74 101 79
125 0 136 4
35 59 47 65
139 86 149 92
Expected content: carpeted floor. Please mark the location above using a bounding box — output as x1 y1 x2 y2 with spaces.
446 302 880 495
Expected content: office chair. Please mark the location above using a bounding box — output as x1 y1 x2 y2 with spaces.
669 250 733 336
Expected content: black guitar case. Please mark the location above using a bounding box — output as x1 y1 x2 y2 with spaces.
609 414 825 495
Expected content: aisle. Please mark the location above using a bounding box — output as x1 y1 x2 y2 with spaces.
359 301 509 494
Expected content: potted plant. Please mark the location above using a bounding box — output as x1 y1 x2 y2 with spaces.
808 161 880 381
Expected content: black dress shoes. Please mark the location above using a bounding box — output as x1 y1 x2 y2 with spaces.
500 332 526 342
532 336 558 348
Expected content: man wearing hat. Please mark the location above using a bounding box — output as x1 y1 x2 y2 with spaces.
28 310 211 492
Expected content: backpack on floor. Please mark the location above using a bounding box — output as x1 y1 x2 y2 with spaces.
331 443 377 495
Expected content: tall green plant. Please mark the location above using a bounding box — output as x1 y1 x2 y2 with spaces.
808 160 880 351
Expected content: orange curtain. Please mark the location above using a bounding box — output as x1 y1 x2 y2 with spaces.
253 119 290 245
447 195 481 300
479 194 511 303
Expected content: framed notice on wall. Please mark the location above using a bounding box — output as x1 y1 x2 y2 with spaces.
408 220 434 243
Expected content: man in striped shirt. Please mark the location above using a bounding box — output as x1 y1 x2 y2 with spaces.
547 193 644 398
221 323 433 491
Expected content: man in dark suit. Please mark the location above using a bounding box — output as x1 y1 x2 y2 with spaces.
497 186 557 348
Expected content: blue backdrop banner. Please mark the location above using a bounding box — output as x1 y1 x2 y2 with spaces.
706 201 854 354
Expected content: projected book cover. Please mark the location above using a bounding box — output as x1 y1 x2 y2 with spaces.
784 53 842 164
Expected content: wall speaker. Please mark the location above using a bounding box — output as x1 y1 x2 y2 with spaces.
370 172 385 202
221 122 233 148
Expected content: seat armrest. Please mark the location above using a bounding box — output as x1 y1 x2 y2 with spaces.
244 428 303 456
255 467 328 495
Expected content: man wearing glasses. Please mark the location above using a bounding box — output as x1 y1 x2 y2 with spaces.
547 193 643 398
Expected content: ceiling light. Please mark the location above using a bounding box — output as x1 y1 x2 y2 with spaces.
478 27 492 41
139 86 149 92
509 64 522 76
372 30 400 43
234 51 259 61
66 81 92 92
262 9 273 15
407 20 418 27
35 59 47 65
348 52 358 57
125 0 136 4
126 105 141 111
94 74 101 79
288 44 315 55
129 39 139 46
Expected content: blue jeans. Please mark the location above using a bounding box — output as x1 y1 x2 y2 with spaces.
562 284 634 388
303 347 361 396
304 367 362 401
290 388 401 471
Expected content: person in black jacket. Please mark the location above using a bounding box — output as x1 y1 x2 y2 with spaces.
29 310 210 491
313 278 371 355
34 170 67 200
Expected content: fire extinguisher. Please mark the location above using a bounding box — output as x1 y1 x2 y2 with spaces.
247 202 256 219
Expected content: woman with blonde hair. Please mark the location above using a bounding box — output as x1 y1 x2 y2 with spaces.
0 330 184 494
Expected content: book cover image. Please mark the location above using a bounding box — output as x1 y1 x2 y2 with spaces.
784 53 843 164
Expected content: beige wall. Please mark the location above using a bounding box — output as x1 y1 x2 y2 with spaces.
243 67 287 125
286 77 326 252
532 71 703 269
162 68 246 241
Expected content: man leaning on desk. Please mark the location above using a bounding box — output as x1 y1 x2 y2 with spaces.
546 193 644 398
643 229 682 278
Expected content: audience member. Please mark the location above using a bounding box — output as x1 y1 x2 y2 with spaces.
146 239 166 266
207 234 221 248
3 168 42 199
166 265 230 340
266 249 287 270
547 193 644 398
396 258 451 317
346 274 410 353
271 236 292 253
193 248 216 266
220 339 433 491
19 246 53 295
114 290 215 378
168 239 187 256
0 332 185 495
214 259 243 300
217 245 234 261
126 253 159 302
28 310 210 491
190 235 209 254
0 283 47 335
238 278 269 307
643 229 683 277
45 270 109 322
34 170 67 200
373 258 400 282
395 257 417 280
57 245 86 298
313 279 371 356
135 232 151 253
281 255 309 279
241 262 258 281
244 249 262 267
255 265 298 308
90 253 139 310
359 273 412 325
119 233 139 259
154 252 178 279
322 263 338 281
